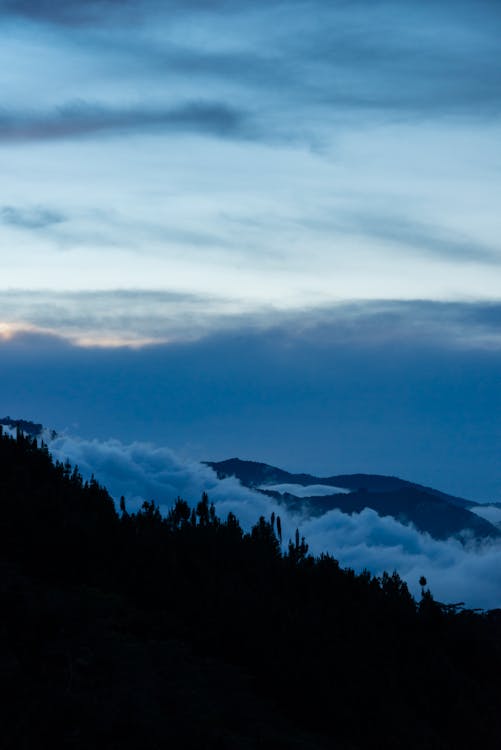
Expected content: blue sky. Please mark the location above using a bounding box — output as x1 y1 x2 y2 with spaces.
1 0 500 499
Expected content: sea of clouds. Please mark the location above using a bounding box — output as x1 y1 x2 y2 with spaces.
48 433 501 610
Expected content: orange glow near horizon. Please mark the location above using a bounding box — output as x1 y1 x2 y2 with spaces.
0 322 37 340
0 320 166 350
73 334 166 349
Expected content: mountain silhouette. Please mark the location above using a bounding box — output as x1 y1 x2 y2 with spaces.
206 458 498 542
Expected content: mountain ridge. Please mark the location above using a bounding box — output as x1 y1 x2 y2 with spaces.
206 457 498 542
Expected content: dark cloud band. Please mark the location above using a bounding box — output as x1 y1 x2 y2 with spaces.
0 205 66 229
0 101 252 142
1 291 501 349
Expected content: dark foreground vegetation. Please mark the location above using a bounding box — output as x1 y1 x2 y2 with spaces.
1 428 501 748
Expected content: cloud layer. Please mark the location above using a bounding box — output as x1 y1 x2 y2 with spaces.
0 102 252 143
49 434 282 532
2 292 501 348
4 1 501 119
49 432 501 609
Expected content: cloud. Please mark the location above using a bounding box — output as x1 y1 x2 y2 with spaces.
2 0 254 26
302 507 501 609
4 0 501 126
0 205 66 230
113 5 501 122
0 289 501 353
49 434 282 531
329 212 500 265
261 483 350 497
283 300 501 350
2 0 140 26
3 291 501 350
0 289 262 346
0 101 252 143
47 432 501 609
284 1 501 119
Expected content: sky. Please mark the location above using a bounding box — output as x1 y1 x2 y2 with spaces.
1 0 501 502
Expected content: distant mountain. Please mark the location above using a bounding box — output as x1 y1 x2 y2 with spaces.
206 458 499 543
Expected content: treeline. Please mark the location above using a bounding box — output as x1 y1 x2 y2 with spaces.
0 416 44 436
1 428 501 748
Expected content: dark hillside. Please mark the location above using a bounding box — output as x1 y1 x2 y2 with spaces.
2 430 501 748
208 458 496 541
206 457 478 507
261 486 497 541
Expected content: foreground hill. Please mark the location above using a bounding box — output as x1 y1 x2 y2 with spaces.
2 429 501 748
207 458 498 542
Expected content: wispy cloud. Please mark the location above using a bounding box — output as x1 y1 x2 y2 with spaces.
0 289 239 346
2 0 140 26
0 101 253 142
331 212 500 264
4 0 501 127
0 205 66 229
1 291 501 349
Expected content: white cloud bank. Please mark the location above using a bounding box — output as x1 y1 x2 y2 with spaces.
49 434 280 529
49 433 501 610
260 483 350 497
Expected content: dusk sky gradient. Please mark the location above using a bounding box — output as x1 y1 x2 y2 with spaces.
1 0 500 501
